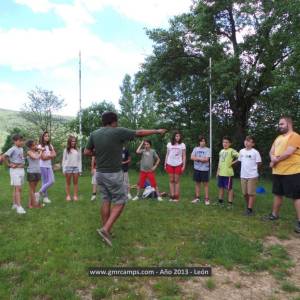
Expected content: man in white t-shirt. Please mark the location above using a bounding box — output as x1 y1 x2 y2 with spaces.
238 136 262 216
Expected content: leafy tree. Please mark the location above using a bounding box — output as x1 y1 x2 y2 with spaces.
136 0 300 147
21 87 65 137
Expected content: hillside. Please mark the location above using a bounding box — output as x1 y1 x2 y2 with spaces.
0 108 73 150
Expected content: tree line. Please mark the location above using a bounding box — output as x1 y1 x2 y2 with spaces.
3 0 300 175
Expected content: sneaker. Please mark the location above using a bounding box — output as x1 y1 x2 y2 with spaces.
205 199 210 205
191 198 200 204
12 204 18 210
169 198 174 202
157 196 163 201
243 209 255 216
96 228 112 247
294 223 300 234
34 192 40 204
16 206 26 214
132 196 139 201
127 193 132 200
43 197 51 204
91 195 96 201
262 213 279 221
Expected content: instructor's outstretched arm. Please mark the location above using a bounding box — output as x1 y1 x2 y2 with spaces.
135 129 167 137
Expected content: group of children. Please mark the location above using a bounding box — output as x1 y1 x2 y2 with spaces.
1 130 262 216
128 132 261 216
0 132 82 214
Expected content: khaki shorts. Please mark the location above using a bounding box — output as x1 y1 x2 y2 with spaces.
241 178 258 196
91 173 97 185
10 168 25 186
96 171 127 204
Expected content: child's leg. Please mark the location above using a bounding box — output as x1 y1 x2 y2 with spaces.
174 174 180 199
248 195 255 209
65 173 72 199
148 172 160 197
195 182 200 198
28 181 35 208
92 184 97 194
40 168 54 197
73 173 79 199
204 182 209 199
15 186 22 206
168 173 175 198
12 187 16 205
218 188 224 200
136 171 146 197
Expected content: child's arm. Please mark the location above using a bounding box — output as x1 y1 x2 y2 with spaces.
122 153 131 165
164 149 169 169
27 150 41 160
136 141 144 154
181 149 186 171
152 153 160 171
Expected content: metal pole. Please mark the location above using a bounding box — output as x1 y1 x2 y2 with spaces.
209 57 212 177
79 51 82 172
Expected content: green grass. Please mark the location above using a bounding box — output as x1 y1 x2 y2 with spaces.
0 167 298 299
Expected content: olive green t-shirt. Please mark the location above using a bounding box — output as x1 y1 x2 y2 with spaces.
140 149 159 171
86 127 136 172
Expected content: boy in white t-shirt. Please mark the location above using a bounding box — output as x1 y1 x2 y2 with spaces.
238 136 262 216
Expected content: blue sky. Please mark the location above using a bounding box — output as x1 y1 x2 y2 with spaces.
0 0 192 116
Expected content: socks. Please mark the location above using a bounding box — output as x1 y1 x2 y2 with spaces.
218 199 224 204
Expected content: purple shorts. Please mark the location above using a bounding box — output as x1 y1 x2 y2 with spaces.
218 176 233 190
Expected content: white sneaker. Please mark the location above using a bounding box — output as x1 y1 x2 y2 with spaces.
205 199 210 205
43 197 51 204
127 193 132 200
191 198 200 204
16 206 26 214
34 192 40 204
91 195 96 201
12 204 18 210
157 196 163 201
132 196 139 201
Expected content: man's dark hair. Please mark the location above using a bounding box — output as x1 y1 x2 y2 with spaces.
222 136 232 143
102 111 118 126
12 134 23 142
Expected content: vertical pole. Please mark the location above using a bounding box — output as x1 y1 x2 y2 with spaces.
79 51 82 172
209 57 212 177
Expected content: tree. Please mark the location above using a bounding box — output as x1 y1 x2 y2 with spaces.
136 0 300 145
21 87 65 135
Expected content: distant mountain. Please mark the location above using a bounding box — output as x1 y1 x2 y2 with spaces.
0 108 73 149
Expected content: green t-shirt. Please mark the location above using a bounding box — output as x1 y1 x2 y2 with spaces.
140 149 159 171
218 148 239 177
86 127 136 172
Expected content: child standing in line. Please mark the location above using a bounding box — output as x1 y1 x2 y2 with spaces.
91 156 97 201
238 136 262 216
26 140 42 208
122 146 132 200
216 136 239 208
62 136 81 201
2 134 26 214
164 131 186 202
35 131 56 204
191 136 211 205
132 140 163 201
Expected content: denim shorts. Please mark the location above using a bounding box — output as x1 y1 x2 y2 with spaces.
64 167 79 174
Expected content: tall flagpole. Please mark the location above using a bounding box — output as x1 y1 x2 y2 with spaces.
209 57 212 177
79 51 82 172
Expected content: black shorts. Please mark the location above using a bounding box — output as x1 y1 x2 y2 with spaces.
272 173 300 199
193 170 209 183
27 172 41 182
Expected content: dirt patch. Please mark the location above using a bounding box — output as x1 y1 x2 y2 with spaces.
180 235 300 300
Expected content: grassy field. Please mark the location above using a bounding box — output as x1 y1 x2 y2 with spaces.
0 167 299 299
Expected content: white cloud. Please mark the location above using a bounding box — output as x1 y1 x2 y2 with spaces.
3 0 192 116
15 0 53 13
